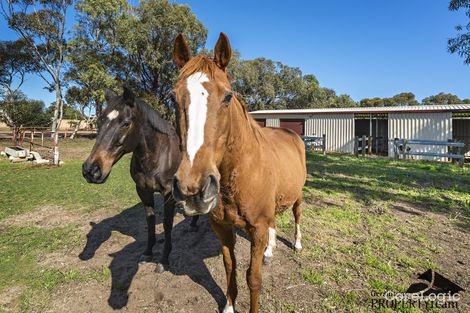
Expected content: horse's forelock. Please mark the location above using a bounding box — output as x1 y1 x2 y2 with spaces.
179 55 217 80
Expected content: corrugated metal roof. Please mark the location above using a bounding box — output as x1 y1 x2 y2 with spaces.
250 104 470 115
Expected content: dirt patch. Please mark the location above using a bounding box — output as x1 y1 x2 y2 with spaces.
0 285 23 313
0 205 81 229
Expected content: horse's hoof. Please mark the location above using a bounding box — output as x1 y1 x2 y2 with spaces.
263 255 271 265
294 246 302 253
188 225 199 232
155 263 167 273
139 254 153 263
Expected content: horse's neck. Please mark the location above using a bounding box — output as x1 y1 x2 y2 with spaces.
221 101 262 169
134 120 166 162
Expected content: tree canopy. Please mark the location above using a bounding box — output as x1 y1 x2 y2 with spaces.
0 91 50 128
67 0 207 119
360 92 419 107
448 0 470 64
229 57 356 111
422 92 467 105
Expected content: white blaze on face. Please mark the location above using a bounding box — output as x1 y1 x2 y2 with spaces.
186 72 210 166
107 110 119 121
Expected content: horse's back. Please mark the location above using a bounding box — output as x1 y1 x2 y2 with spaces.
260 127 306 206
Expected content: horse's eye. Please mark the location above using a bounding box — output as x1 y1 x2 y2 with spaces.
121 120 131 128
223 91 233 105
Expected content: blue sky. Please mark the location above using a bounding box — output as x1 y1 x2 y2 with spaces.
1 0 469 105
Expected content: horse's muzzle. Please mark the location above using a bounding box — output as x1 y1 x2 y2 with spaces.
82 161 108 184
172 174 219 215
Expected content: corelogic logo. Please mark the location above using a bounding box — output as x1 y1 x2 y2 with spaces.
370 269 464 310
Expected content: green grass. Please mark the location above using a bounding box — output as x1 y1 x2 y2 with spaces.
0 156 138 220
0 155 138 311
280 152 470 312
301 268 324 285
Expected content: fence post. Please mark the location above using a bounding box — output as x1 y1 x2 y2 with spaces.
322 134 326 155
12 128 16 146
393 138 399 160
448 139 456 164
29 130 34 151
354 136 358 157
368 136 373 155
362 135 366 157
458 145 465 168
376 136 379 154
403 139 408 160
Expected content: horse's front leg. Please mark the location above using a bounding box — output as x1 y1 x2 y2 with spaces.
247 222 269 313
136 186 156 263
156 194 175 273
210 219 237 313
189 215 200 232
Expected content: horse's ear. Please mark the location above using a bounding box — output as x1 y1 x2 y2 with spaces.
173 33 191 68
122 85 135 106
104 89 117 102
213 32 232 71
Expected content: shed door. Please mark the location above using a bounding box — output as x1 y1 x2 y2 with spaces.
280 119 304 135
255 119 266 127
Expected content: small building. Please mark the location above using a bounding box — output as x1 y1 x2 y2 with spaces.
250 104 470 159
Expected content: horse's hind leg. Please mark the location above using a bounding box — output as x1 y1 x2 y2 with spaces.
156 194 175 273
293 195 303 252
136 186 156 263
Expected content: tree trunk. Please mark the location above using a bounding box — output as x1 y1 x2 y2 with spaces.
52 80 63 165
70 120 81 140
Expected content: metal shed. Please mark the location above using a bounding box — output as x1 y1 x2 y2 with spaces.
250 104 470 160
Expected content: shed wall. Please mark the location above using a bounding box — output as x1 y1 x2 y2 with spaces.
266 118 280 127
388 112 453 160
305 114 355 153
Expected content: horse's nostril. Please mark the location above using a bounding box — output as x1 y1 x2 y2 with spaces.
82 162 91 174
91 163 101 179
201 174 219 202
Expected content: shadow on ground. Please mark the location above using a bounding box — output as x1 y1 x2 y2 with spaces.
78 200 225 310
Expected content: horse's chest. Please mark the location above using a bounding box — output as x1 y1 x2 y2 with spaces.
210 201 247 229
133 171 161 192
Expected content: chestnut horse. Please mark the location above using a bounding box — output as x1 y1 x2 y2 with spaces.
171 33 306 313
82 87 198 273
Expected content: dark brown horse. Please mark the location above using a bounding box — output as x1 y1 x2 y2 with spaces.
82 87 198 272
171 33 306 313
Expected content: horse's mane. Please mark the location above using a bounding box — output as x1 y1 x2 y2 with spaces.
232 94 265 143
134 99 175 136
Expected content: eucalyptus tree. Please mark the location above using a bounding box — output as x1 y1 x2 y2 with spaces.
0 39 39 124
1 0 72 164
448 0 470 64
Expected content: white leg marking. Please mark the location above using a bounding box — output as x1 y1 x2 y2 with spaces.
222 303 234 313
186 72 210 166
107 109 119 120
264 227 276 258
295 224 302 251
